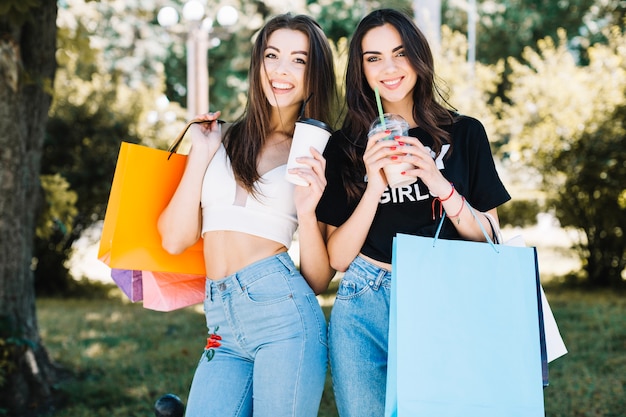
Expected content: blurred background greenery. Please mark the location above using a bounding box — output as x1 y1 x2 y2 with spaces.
37 0 625 293
1 0 626 415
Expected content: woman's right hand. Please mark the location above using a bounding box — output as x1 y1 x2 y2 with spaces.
189 111 223 153
363 130 399 194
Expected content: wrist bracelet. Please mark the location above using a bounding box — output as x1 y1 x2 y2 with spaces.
431 183 455 220
448 196 466 224
439 183 455 202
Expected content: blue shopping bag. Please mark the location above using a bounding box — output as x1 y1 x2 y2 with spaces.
385 210 545 417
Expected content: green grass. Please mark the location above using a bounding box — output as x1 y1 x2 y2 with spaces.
37 285 626 416
539 286 626 417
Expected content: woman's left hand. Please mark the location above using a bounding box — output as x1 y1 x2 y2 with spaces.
395 135 452 197
291 147 327 216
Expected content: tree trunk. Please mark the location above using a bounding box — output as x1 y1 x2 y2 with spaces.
0 2 63 415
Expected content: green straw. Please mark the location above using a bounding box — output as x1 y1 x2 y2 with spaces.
374 86 386 129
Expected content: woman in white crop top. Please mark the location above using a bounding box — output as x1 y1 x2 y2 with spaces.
157 14 337 417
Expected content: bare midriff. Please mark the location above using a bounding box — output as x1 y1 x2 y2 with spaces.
202 230 287 279
359 253 392 272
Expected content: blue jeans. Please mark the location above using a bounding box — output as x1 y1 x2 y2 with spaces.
329 256 392 417
185 252 328 417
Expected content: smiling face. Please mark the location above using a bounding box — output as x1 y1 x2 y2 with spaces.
260 28 309 113
361 23 417 114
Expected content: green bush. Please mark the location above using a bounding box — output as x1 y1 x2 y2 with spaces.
498 199 542 228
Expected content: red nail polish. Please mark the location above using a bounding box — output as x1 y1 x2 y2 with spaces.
391 156 398 160
401 171 406 175
385 130 391 134
398 141 405 146
390 146 397 151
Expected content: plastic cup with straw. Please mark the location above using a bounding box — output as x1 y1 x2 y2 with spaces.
371 86 408 143
368 87 414 187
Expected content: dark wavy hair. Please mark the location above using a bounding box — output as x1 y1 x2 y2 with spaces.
339 8 456 200
223 13 337 194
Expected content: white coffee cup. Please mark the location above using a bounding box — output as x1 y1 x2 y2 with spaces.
285 118 333 186
368 113 416 188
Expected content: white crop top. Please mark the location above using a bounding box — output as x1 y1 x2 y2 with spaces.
201 144 298 248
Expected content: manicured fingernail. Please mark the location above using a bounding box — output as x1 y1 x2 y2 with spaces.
385 130 391 134
391 156 398 160
398 141 405 146
401 171 406 175
390 146 397 150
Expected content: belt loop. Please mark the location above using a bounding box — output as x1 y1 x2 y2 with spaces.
233 274 245 293
372 269 386 290
276 252 295 274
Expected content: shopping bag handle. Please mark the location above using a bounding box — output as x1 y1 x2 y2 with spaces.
167 118 225 159
434 203 499 253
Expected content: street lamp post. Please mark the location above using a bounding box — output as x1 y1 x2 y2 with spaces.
413 0 441 54
158 2 238 120
467 0 477 78
183 0 209 119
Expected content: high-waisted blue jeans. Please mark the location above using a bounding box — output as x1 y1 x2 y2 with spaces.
185 252 328 417
329 255 392 417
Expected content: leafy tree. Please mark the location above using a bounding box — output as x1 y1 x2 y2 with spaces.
441 0 613 64
0 1 65 414
498 27 626 286
36 2 150 294
308 0 412 42
554 109 626 286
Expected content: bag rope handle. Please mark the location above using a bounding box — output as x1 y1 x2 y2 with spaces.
167 118 225 159
433 203 500 253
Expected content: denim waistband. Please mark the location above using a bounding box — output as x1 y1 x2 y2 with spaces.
352 255 391 276
207 252 297 297
349 256 392 290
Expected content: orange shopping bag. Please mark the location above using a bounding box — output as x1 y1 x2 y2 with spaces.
98 121 207 275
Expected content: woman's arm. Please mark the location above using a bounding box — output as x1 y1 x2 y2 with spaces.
291 147 335 294
297 216 335 294
158 114 222 254
436 183 500 242
399 135 499 242
325 186 382 271
325 131 395 271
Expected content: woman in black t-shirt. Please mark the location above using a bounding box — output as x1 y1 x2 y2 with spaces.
315 9 510 417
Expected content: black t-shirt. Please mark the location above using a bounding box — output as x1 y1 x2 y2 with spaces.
316 115 511 264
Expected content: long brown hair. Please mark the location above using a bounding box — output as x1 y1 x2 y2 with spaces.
223 13 337 194
340 8 456 200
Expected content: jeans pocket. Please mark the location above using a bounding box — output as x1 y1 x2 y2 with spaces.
335 272 372 300
243 270 293 304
